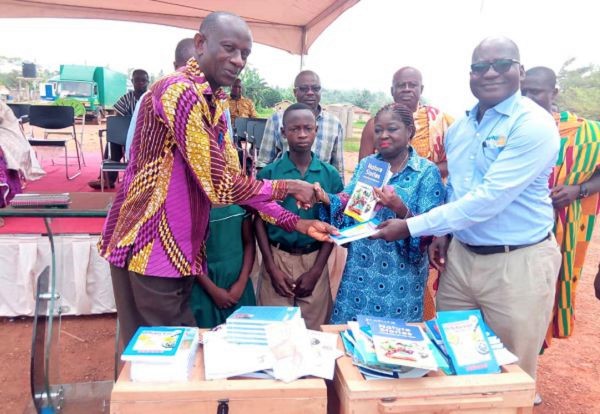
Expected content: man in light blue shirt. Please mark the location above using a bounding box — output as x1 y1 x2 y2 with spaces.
373 37 561 396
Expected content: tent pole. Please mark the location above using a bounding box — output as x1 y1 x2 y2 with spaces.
300 54 305 70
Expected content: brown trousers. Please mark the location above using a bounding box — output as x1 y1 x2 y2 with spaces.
110 265 197 347
436 236 561 380
257 247 332 330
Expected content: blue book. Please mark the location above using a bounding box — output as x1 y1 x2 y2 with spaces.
226 306 301 326
121 326 187 363
344 158 392 222
436 310 500 375
369 318 438 371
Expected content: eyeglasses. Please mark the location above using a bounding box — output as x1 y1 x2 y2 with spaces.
470 59 520 75
295 85 321 93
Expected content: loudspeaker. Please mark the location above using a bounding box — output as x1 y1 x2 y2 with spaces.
22 63 37 78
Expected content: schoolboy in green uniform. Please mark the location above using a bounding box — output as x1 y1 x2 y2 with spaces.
255 103 344 329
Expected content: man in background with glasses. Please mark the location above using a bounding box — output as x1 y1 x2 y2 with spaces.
257 70 345 179
372 36 561 404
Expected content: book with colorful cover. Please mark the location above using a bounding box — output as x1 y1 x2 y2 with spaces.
344 158 392 222
121 326 187 363
436 310 500 375
369 318 438 371
123 327 200 382
226 306 301 326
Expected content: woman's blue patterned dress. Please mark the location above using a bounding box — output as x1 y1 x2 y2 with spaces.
322 149 444 323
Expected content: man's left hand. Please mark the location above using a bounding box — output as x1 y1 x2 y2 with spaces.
550 184 580 209
370 219 410 241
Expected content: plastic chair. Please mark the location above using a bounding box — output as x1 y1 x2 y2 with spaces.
28 105 82 180
98 115 132 192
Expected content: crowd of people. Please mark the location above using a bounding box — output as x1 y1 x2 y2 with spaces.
95 11 599 405
2 9 599 407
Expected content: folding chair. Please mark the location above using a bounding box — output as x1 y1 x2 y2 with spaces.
98 115 132 192
28 105 82 180
53 98 87 166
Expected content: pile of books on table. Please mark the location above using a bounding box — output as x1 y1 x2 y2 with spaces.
339 310 517 380
121 326 199 382
203 306 343 382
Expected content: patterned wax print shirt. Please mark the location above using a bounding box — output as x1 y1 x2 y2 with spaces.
227 96 257 122
98 58 299 278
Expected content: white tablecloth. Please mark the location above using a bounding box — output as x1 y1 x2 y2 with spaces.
0 234 115 317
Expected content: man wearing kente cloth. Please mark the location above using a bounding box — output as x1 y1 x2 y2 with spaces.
522 66 600 347
358 67 453 320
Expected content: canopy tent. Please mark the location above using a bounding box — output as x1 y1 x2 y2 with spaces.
0 0 360 55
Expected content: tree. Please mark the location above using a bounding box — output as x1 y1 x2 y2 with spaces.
557 59 600 120
261 88 283 108
240 66 267 107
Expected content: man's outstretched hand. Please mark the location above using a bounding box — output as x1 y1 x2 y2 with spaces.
370 218 410 241
295 219 339 242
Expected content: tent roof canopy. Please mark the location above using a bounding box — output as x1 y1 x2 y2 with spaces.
0 0 360 55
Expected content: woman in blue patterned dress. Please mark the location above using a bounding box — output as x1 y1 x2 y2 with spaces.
317 103 444 323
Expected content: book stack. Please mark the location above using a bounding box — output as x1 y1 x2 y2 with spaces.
340 315 438 380
9 193 71 208
424 310 515 375
225 306 301 346
121 326 199 382
203 318 343 382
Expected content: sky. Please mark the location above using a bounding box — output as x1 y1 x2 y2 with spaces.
0 0 599 117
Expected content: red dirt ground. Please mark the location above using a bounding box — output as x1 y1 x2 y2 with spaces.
1 134 599 413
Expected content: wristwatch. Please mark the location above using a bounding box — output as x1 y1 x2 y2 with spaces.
578 183 590 199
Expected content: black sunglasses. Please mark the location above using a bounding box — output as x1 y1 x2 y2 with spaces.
470 59 519 75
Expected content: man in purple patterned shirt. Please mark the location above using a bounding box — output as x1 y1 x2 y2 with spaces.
100 11 337 345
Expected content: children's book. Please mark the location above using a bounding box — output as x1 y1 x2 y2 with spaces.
226 306 301 326
436 310 500 375
121 326 187 363
344 158 392 222
122 326 200 382
331 219 380 245
369 319 438 371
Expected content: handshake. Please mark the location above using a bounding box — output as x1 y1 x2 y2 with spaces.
286 180 331 210
287 179 413 243
285 180 336 242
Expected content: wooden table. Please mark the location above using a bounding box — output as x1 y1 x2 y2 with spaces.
322 325 535 414
110 331 327 414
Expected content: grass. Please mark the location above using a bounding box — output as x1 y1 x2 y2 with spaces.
344 137 361 153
